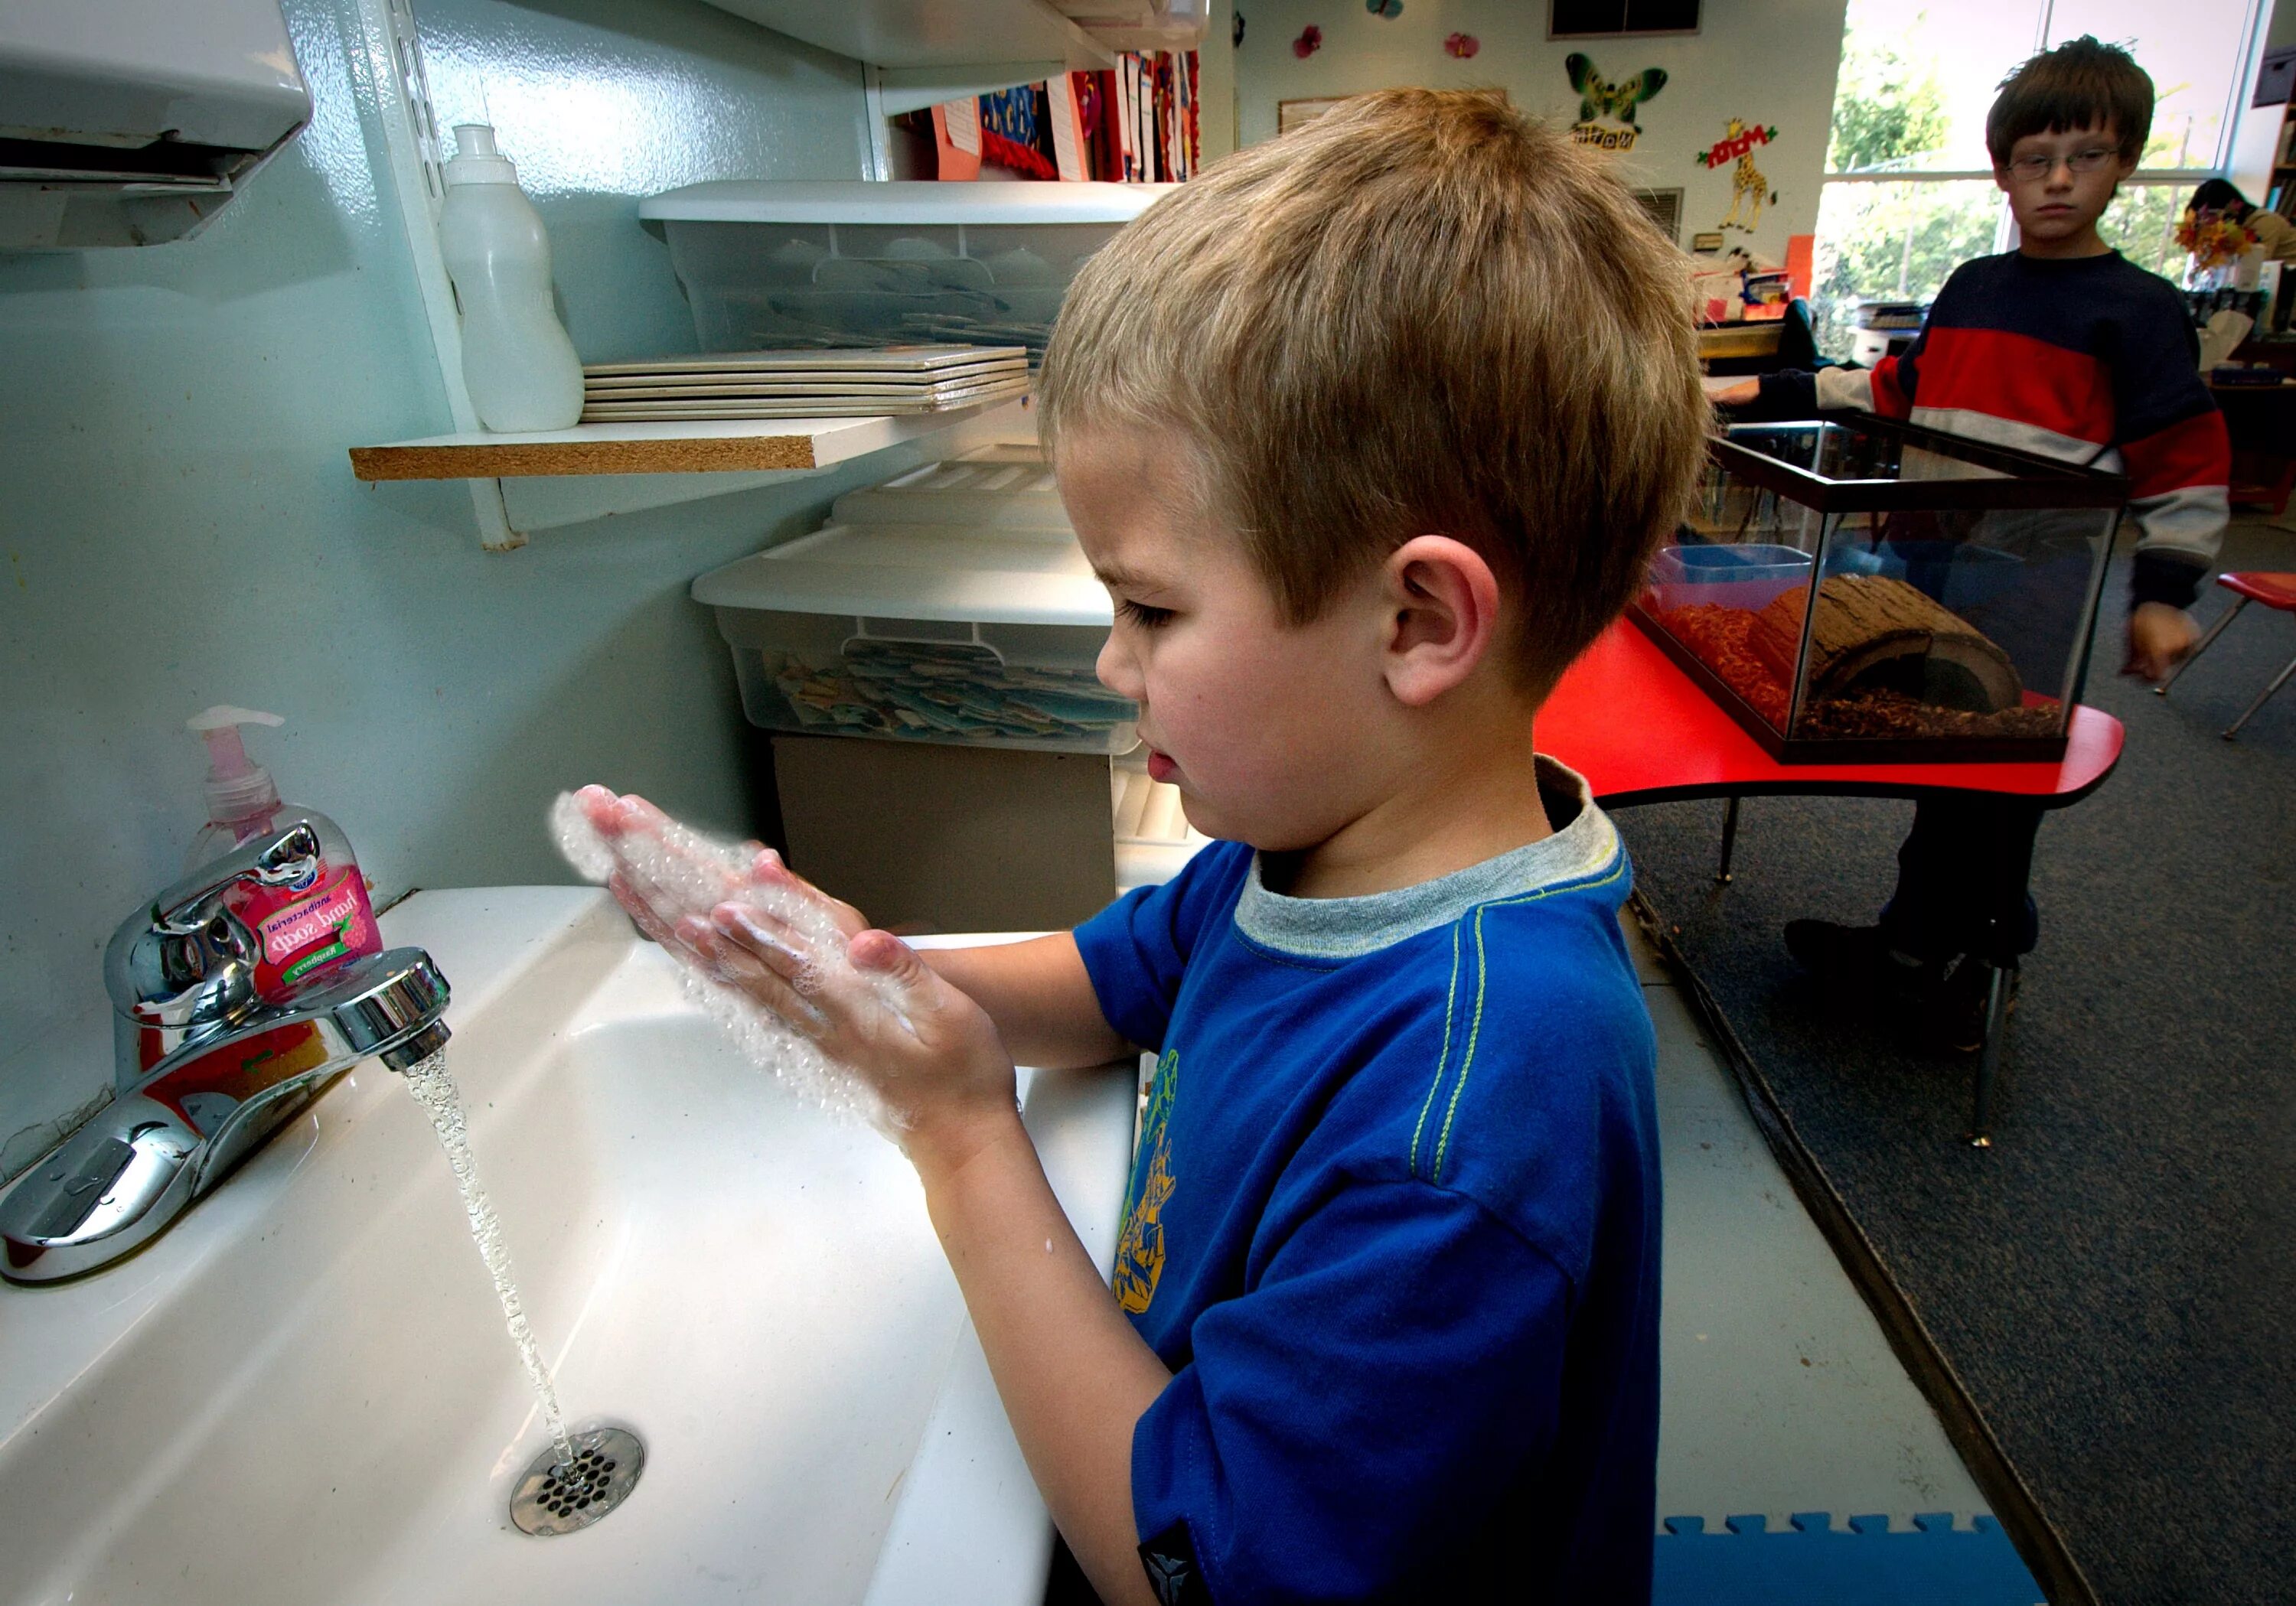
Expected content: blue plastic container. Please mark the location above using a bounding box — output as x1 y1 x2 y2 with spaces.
1645 543 1813 613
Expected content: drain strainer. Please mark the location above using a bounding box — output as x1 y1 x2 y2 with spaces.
510 1425 646 1537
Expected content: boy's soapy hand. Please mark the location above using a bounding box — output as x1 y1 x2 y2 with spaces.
683 904 1019 1172
2125 602 2199 682
567 783 859 946
563 785 1017 1165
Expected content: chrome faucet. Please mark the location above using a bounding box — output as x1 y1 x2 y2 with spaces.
0 824 451 1283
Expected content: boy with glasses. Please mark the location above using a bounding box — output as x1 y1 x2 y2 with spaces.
1720 37 2229 1047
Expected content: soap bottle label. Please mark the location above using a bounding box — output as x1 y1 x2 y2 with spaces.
243 868 381 995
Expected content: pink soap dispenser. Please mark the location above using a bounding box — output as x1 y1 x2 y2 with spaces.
184 706 382 1002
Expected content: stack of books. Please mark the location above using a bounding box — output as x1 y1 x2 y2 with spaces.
908 51 1200 184
1048 51 1200 184
579 345 1030 422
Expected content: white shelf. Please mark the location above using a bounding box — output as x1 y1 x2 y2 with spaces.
696 0 1112 74
641 178 1175 226
691 0 1205 119
347 399 1032 536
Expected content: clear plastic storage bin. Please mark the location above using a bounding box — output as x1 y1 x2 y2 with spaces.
693 522 1133 754
640 181 1174 365
1634 414 2127 763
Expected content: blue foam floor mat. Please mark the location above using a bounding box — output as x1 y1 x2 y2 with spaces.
1654 1513 2044 1605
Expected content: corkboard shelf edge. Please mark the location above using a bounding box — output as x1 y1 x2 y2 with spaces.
350 435 819 479
347 399 1025 483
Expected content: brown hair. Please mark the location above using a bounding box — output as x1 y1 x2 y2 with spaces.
1038 88 1708 698
1987 36 2154 165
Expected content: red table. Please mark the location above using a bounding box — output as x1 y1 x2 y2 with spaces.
1541 620 2127 1142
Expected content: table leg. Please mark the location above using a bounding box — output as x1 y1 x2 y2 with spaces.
1717 794 1741 884
1968 962 2011 1147
2224 648 2296 739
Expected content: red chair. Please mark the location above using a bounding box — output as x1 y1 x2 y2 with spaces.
2154 572 2296 738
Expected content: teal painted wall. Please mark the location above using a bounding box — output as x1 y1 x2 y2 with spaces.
0 0 962 1171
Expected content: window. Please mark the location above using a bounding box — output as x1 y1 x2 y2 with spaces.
1811 0 2262 357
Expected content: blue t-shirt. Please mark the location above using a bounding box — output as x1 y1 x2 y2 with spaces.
1073 759 1662 1605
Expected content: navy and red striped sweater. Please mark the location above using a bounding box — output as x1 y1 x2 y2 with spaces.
1760 250 2229 608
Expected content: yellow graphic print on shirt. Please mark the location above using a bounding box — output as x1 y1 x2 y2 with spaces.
1114 1050 1179 1314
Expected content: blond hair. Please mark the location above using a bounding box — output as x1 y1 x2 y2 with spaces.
1039 89 1708 696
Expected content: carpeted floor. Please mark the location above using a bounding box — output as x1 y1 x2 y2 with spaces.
1615 520 2296 1606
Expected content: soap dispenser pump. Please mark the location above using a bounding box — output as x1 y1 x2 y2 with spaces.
187 704 285 864
184 706 382 1002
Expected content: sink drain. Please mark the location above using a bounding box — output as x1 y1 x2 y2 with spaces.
510 1425 645 1537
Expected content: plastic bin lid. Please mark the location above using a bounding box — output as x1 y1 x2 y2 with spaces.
830 460 1071 531
640 180 1179 226
691 524 1113 627
1656 543 1812 569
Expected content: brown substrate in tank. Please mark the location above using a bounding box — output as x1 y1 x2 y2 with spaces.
1654 604 2061 741
1792 687 2061 740
1659 604 1791 725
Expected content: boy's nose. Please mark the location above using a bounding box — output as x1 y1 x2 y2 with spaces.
1096 632 1143 700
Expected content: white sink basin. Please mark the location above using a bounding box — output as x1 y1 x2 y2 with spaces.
0 888 1137 1606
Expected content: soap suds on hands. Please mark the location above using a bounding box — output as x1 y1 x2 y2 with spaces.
550 789 921 1132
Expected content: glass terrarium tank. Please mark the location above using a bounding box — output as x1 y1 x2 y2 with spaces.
1632 413 2127 762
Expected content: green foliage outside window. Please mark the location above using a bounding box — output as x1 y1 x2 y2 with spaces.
2098 180 2200 282
1810 24 1974 358
1811 183 1999 358
1826 36 1949 174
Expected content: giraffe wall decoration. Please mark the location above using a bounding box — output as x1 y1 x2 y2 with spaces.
1697 116 1782 234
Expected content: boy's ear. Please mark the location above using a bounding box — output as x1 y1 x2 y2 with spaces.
1379 535 1503 707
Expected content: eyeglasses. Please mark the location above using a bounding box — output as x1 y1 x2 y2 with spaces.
2004 147 2121 181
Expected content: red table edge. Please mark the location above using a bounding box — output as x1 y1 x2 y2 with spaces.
1540 621 2126 811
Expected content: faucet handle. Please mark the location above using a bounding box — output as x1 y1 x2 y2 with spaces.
152 823 323 931
105 823 325 1033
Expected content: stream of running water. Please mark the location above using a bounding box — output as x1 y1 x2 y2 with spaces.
400 1047 578 1471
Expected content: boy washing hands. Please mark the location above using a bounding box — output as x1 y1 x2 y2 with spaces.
584 90 1707 1604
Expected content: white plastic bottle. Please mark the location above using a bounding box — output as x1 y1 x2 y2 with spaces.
436 124 584 432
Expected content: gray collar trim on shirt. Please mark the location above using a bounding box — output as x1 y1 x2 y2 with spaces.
1232 756 1622 961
